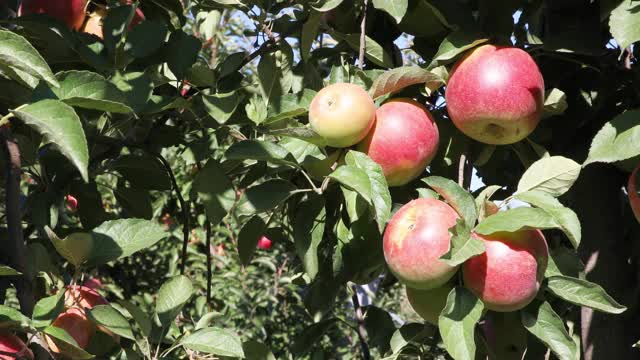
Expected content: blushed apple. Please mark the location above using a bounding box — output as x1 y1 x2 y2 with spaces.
64 285 108 310
628 164 640 223
0 333 33 360
257 236 272 250
19 0 88 30
46 308 96 351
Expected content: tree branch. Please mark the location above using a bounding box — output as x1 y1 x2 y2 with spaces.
350 283 370 360
358 0 369 69
205 220 212 307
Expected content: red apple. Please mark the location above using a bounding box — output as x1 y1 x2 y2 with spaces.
64 286 108 310
46 308 96 351
257 236 272 250
357 99 439 186
65 195 78 211
0 333 33 360
463 230 549 312
309 83 376 148
120 0 145 28
445 45 545 145
82 278 103 290
406 282 454 325
628 164 640 223
19 0 88 30
383 198 459 290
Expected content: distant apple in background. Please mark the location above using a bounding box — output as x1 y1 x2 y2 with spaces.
19 0 88 30
406 282 453 325
358 99 439 186
120 0 145 28
628 164 640 223
445 45 545 145
309 83 376 148
463 230 548 312
257 236 272 250
66 195 78 211
383 198 459 290
0 333 33 360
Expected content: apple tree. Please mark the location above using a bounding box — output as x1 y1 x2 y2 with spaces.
0 0 639 359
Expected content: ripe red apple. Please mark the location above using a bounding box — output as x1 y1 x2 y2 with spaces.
120 0 145 27
64 285 108 310
445 45 545 145
65 195 79 211
406 282 454 325
46 308 96 351
357 99 439 186
628 164 640 223
383 198 459 289
257 236 272 250
463 230 549 312
309 83 376 148
0 333 33 360
82 278 103 290
19 0 88 30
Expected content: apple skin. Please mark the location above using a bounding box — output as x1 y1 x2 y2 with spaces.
0 333 33 360
383 198 459 290
357 99 439 186
406 282 454 325
628 164 640 223
445 45 545 145
309 83 376 148
47 308 96 351
19 0 88 30
64 285 109 310
463 230 549 312
257 236 272 250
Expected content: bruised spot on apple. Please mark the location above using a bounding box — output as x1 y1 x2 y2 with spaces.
358 99 439 186
463 230 549 312
309 83 376 148
406 282 453 325
19 0 88 30
446 45 545 145
628 164 640 223
383 198 459 290
0 333 33 360
46 308 96 352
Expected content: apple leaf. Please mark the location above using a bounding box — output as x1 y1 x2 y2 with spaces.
332 31 394 68
45 228 93 267
301 11 322 62
156 275 193 327
118 300 151 337
516 156 581 197
201 91 243 124
439 220 485 267
430 31 489 67
225 140 299 167
329 165 373 204
521 301 579 360
389 323 431 355
181 327 245 358
238 216 267 266
0 305 30 329
438 287 484 360
422 176 478 226
12 100 89 182
584 110 640 165
291 319 337 356
0 266 20 276
265 127 327 147
293 195 326 280
514 191 581 248
32 293 65 329
369 66 442 99
88 305 136 340
265 89 316 123
43 325 93 359
474 185 502 221
543 88 568 118
109 153 172 190
609 0 640 53
474 207 565 235
546 276 626 314
0 29 58 89
191 159 236 225
166 30 201 79
311 0 344 12
372 0 408 23
236 179 297 215
242 340 276 360
545 248 585 279
32 71 133 113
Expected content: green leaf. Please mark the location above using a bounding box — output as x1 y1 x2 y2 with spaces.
201 92 243 124
191 159 236 224
546 276 626 314
0 28 58 88
0 266 20 276
521 301 579 360
422 176 478 226
238 216 267 266
181 327 245 358
118 300 151 337
266 127 327 147
301 11 321 62
369 66 441 99
609 0 640 52
584 110 640 165
242 340 276 360
265 89 316 123
109 153 172 190
33 71 133 113
257 53 282 105
430 31 488 67
291 319 337 356
475 207 565 236
13 100 89 182
45 228 93 267
32 293 65 329
474 185 502 221
43 325 93 359
345 151 392 232
86 219 167 267
114 186 153 220
166 30 201 78
225 140 298 167
514 191 581 248
156 275 193 327
389 323 430 355
329 165 372 203
439 220 485 267
516 156 581 197
293 195 326 280
333 31 395 68
0 305 30 329
372 0 408 23
111 71 153 113
237 179 297 215
88 305 136 340
543 88 568 118
438 287 484 360
311 0 344 11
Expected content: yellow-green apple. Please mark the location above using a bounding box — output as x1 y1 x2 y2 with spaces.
46 308 96 352
628 164 640 223
383 198 459 289
357 99 439 186
19 0 88 30
0 333 33 360
309 83 376 148
445 45 545 145
463 230 548 312
406 282 454 325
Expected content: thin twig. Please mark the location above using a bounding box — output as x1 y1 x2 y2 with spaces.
205 220 212 307
350 283 370 360
358 0 368 69
458 153 467 188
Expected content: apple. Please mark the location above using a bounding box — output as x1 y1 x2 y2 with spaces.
19 0 88 30
309 83 376 148
463 230 549 312
81 9 106 39
65 195 79 211
406 282 454 325
64 285 108 310
445 45 545 145
383 198 459 290
357 99 439 186
628 164 640 223
82 278 103 290
257 236 272 250
0 333 33 360
46 308 96 351
120 0 145 28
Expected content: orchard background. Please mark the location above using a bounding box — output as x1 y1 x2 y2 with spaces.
0 0 639 359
